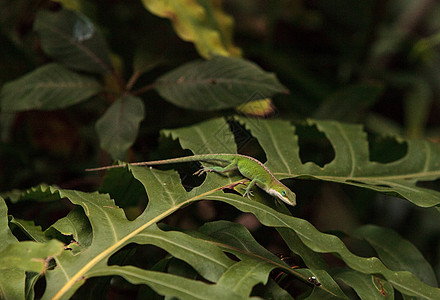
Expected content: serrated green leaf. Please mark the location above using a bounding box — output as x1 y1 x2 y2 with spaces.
0 197 24 300
0 197 64 299
132 223 233 283
0 240 64 272
277 227 328 270
163 117 237 154
295 268 348 299
353 225 438 287
95 95 145 160
34 8 112 74
200 191 440 298
0 269 25 300
0 64 101 112
161 117 440 298
236 116 440 208
9 217 49 243
25 272 40 300
0 198 16 250
45 207 93 254
1 184 60 203
313 82 384 122
92 266 244 300
99 166 147 208
256 279 294 300
141 0 241 58
6 117 440 299
155 56 288 111
216 258 273 296
4 178 238 299
334 270 394 300
198 221 345 298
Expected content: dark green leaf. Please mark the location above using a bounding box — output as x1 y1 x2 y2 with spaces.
0 240 64 272
161 117 440 298
4 181 238 299
6 117 440 299
9 217 49 243
34 8 112 74
236 117 440 208
95 95 145 160
199 221 346 298
0 64 102 112
45 207 93 254
314 82 384 122
277 227 328 270
93 266 244 300
155 56 288 111
256 279 294 300
202 191 440 299
334 270 394 300
0 197 64 299
353 225 438 287
294 268 348 299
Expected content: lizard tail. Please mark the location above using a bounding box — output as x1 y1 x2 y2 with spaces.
85 154 233 172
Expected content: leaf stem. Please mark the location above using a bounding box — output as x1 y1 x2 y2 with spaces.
132 82 156 96
125 71 141 92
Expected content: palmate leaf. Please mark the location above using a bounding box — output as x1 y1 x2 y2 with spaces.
155 56 288 111
0 63 102 112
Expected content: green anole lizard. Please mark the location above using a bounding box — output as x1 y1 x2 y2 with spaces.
86 154 296 206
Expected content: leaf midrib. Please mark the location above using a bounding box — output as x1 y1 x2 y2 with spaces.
156 78 282 91
38 19 110 74
51 180 237 300
275 169 440 181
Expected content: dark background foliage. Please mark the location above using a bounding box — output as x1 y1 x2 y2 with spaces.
1 0 440 298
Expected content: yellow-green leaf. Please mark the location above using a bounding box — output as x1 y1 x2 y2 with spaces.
141 0 240 58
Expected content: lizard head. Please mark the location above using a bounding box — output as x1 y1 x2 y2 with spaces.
267 182 296 206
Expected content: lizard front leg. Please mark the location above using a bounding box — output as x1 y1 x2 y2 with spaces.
243 178 266 199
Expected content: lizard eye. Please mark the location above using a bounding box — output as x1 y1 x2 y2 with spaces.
281 191 286 197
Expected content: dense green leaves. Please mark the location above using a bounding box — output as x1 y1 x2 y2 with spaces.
34 8 112 74
0 197 64 299
0 63 101 112
313 82 384 122
95 95 145 160
353 225 438 287
334 271 394 299
155 56 288 110
3 117 440 299
0 240 63 272
2 1 440 299
236 117 440 208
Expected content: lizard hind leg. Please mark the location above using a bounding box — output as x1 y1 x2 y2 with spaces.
193 163 238 176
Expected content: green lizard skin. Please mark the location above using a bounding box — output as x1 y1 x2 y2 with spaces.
86 154 296 206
